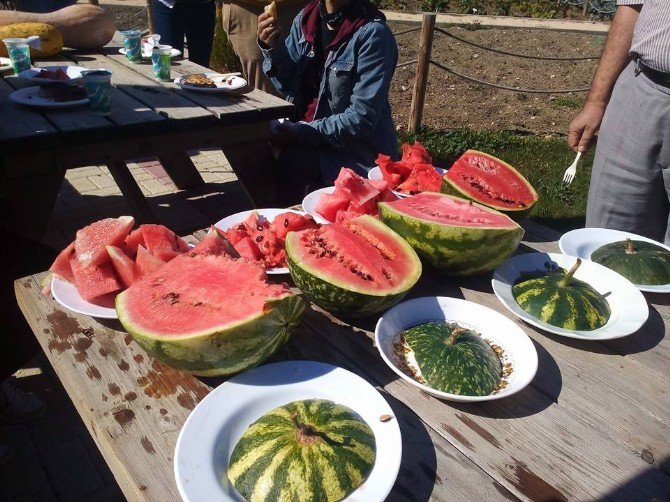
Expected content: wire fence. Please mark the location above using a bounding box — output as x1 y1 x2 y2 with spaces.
562 0 617 16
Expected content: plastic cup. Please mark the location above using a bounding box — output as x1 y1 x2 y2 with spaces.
143 33 161 56
120 30 143 63
3 38 31 75
151 44 172 81
81 69 113 116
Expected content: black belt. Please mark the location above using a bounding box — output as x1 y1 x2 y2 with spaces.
635 58 670 87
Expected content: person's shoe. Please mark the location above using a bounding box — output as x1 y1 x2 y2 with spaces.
0 442 14 466
0 380 46 424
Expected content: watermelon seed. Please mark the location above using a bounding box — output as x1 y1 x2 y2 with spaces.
193 301 202 307
284 219 289 227
256 225 263 231
255 235 263 243
379 414 393 422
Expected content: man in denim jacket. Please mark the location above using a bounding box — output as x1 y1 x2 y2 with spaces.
258 0 398 205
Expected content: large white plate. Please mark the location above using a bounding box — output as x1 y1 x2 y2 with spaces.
375 296 538 402
492 252 649 340
174 73 246 93
214 208 313 274
9 86 88 108
118 46 182 58
51 276 118 319
367 165 446 199
174 360 402 502
301 186 335 224
559 227 670 293
0 57 12 72
17 65 89 83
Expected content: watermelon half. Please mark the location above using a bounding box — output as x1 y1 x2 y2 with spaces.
285 215 422 317
379 192 524 276
442 150 538 219
115 253 306 376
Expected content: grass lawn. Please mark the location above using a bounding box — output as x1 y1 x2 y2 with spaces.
401 129 594 232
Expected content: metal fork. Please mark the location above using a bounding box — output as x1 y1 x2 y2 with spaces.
563 151 582 184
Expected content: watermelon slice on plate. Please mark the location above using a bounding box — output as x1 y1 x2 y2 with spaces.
70 259 122 303
49 241 76 283
75 216 135 267
141 224 188 261
107 245 135 288
134 245 166 280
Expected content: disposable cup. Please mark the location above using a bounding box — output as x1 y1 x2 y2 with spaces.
81 69 113 116
143 33 161 56
151 44 172 81
120 30 143 63
3 38 31 74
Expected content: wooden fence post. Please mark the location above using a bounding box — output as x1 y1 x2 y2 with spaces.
408 13 436 133
147 0 155 34
582 0 589 17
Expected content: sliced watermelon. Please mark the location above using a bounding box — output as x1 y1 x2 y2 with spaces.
234 237 263 262
348 197 378 217
368 178 391 192
134 245 165 280
375 154 403 186
396 164 442 194
141 224 185 262
272 212 318 239
75 216 135 267
70 259 122 303
49 241 76 283
124 228 145 257
315 192 350 222
193 227 236 256
107 245 135 288
401 141 432 165
334 168 380 206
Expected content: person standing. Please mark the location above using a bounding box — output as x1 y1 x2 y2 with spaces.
151 0 216 67
568 0 670 244
223 0 306 93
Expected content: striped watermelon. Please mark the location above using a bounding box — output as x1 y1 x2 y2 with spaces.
285 215 421 317
228 399 376 501
378 192 524 276
513 258 611 331
591 238 670 285
399 321 502 396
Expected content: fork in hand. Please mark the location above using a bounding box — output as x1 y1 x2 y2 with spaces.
563 151 582 184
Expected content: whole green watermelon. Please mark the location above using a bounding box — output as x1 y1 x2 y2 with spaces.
227 399 376 501
591 238 670 285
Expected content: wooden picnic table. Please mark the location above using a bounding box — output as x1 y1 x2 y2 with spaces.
14 219 670 501
0 33 294 241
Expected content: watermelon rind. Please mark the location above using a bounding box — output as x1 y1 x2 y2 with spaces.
227 399 376 502
442 150 538 220
285 215 422 317
116 282 306 377
379 193 524 276
590 239 670 286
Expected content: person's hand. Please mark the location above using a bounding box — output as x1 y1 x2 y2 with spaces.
258 11 280 48
568 101 607 153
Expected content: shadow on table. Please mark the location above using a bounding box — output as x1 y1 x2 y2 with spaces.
601 455 670 500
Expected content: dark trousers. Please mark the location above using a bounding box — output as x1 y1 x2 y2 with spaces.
275 145 325 207
151 0 216 67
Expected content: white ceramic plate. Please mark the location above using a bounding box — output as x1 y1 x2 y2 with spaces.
492 252 649 340
174 73 246 93
367 165 446 199
0 57 12 72
174 360 402 502
375 296 538 402
9 86 88 108
118 46 182 58
17 65 89 83
559 227 670 293
51 276 118 319
214 208 313 274
301 186 334 224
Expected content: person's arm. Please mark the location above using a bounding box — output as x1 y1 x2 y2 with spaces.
258 11 302 96
568 3 642 152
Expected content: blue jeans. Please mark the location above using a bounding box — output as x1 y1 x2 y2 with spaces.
151 0 215 67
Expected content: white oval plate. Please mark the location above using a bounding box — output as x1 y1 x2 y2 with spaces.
492 252 649 340
301 186 335 224
0 57 12 72
174 360 402 502
174 73 246 93
51 276 118 319
17 65 89 83
9 86 88 108
214 208 313 274
367 165 446 199
375 296 537 402
559 227 670 293
118 46 182 58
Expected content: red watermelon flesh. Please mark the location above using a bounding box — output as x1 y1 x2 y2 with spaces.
134 245 165 280
334 167 379 206
124 228 145 257
272 212 318 239
348 197 378 217
117 253 291 336
375 154 404 185
223 225 247 246
107 245 135 288
396 164 442 194
193 228 236 256
49 241 76 283
75 216 135 267
234 237 264 262
141 224 185 262
368 178 391 192
401 141 432 165
315 192 350 222
70 259 122 303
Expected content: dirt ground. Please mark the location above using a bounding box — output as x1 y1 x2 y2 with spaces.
106 5 603 136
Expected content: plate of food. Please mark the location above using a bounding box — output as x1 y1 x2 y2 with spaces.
51 275 118 319
0 57 12 72
301 186 335 224
367 165 445 198
18 65 89 83
118 46 182 58
9 84 88 108
174 73 246 92
375 296 537 402
559 227 670 293
174 360 402 502
214 208 319 274
492 252 649 340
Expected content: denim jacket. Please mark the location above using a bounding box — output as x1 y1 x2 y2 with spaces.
261 11 399 183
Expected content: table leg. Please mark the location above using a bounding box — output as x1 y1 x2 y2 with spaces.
106 161 156 223
156 152 205 190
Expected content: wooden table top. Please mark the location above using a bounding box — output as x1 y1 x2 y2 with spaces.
0 33 294 152
14 219 670 501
